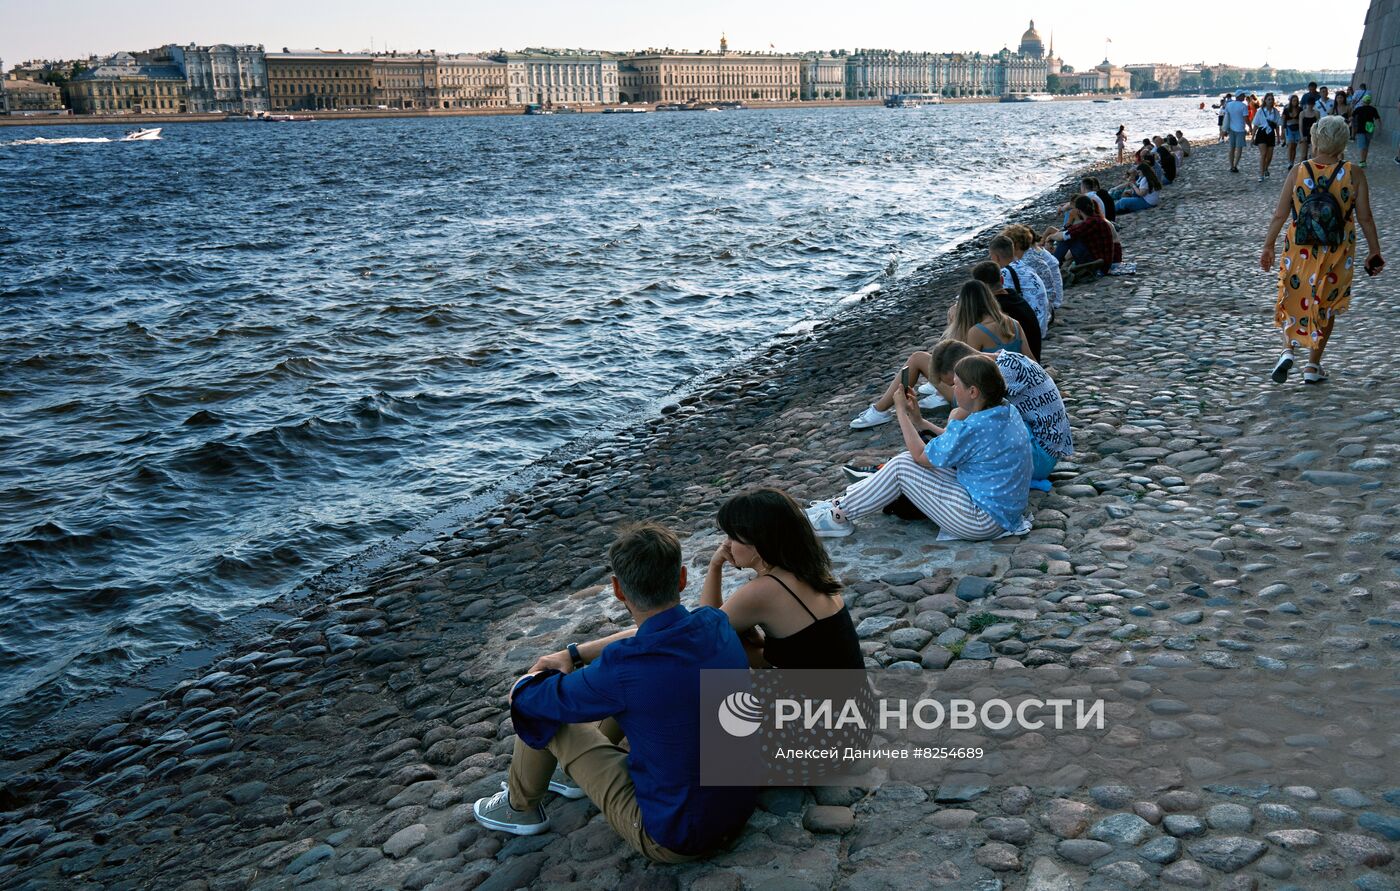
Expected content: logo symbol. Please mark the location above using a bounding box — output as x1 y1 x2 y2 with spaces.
717 691 764 737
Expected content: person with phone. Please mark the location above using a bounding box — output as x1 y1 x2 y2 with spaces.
1260 115 1384 385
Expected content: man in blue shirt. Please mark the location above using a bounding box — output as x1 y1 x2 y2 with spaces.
473 523 755 862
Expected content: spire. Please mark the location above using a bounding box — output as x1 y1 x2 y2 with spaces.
720 33 728 53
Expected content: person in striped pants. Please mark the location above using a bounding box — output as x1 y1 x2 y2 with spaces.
807 355 1032 542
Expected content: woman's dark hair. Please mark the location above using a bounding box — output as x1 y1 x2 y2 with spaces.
1136 162 1163 192
953 354 1007 407
1166 134 1179 146
1073 194 1098 216
718 489 841 595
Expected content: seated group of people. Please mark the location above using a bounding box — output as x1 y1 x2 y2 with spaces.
467 147 1200 860
1105 132 1191 216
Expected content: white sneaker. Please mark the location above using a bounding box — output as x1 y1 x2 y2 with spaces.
849 404 894 429
916 382 937 396
918 392 949 410
806 503 854 538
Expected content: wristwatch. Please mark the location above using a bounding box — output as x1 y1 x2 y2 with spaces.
567 642 584 668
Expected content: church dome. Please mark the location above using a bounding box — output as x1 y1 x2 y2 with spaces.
1018 20 1044 57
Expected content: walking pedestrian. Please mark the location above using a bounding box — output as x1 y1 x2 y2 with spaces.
1115 125 1127 163
1352 95 1380 167
1260 116 1384 384
1223 92 1250 172
1253 92 1282 181
1281 94 1303 168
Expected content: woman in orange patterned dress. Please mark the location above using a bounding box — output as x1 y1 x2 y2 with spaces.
1260 116 1384 383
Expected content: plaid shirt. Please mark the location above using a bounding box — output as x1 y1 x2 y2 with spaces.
1066 216 1116 267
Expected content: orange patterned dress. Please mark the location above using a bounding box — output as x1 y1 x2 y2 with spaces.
1275 160 1357 349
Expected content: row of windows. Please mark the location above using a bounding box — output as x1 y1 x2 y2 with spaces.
269 67 371 78
442 76 501 86
77 83 183 96
272 83 368 95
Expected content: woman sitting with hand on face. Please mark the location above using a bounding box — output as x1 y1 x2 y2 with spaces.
702 488 863 669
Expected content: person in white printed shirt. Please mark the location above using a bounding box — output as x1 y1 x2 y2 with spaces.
989 235 1049 338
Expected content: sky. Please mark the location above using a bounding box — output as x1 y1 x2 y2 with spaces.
1 0 1370 73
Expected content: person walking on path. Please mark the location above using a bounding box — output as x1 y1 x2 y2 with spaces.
1261 116 1384 385
1252 93 1282 181
1352 95 1380 168
1223 92 1250 172
1115 125 1127 162
1281 94 1303 168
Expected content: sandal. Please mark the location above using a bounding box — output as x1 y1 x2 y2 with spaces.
1270 350 1295 383
1302 363 1328 384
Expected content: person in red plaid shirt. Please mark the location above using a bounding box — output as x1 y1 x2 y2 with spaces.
1042 195 1115 274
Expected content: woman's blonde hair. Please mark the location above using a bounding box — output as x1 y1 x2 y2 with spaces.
1312 115 1350 156
945 280 1014 344
1001 225 1036 252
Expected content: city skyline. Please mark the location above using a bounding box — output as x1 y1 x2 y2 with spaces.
4 0 1369 74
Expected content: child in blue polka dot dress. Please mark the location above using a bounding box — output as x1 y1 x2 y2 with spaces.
807 354 1033 541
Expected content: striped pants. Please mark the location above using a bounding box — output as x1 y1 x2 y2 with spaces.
837 453 1004 540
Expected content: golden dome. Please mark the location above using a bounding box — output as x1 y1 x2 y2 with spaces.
1021 20 1041 42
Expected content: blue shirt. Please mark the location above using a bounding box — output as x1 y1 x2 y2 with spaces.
510 604 755 855
925 403 1032 531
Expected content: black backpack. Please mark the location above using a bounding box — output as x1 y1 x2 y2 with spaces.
1293 161 1349 248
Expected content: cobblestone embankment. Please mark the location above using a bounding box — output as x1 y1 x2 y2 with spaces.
2 144 1398 891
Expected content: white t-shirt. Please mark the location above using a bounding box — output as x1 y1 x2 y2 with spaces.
995 351 1074 458
1136 176 1161 207
1223 100 1249 132
1253 107 1282 131
1085 192 1106 217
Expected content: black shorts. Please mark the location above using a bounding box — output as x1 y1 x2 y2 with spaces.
1301 117 1316 139
1254 129 1276 147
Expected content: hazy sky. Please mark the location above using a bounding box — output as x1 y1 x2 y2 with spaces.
2 0 1370 72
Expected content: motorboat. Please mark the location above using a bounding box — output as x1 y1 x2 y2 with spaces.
602 106 650 114
120 127 162 141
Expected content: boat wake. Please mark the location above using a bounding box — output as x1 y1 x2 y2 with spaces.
7 136 114 146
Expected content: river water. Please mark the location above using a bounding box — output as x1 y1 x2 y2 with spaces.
0 97 1219 735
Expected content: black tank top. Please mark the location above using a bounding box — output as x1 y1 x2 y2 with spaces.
760 575 864 669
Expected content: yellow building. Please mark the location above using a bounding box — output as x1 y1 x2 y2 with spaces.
620 38 800 104
2 77 66 114
67 53 187 114
372 53 438 109
437 55 508 108
266 50 373 111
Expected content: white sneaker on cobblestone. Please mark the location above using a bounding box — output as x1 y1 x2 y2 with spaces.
806 502 854 537
474 786 550 836
849 404 894 429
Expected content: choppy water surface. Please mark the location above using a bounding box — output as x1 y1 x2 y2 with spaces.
0 98 1219 734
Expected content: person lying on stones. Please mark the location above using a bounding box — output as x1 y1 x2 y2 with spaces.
1003 224 1062 325
702 488 864 669
473 523 755 861
807 353 1033 541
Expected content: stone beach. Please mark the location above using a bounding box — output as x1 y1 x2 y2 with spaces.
2 140 1399 890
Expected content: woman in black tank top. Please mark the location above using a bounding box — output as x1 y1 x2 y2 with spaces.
700 488 863 670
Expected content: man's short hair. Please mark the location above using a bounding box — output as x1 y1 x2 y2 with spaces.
971 260 1002 288
930 338 978 378
989 235 1015 258
609 522 682 610
1073 194 1098 216
1308 81 1318 89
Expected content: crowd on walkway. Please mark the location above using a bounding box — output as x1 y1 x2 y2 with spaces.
462 93 1387 865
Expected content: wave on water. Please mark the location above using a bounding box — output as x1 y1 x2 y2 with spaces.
7 136 114 146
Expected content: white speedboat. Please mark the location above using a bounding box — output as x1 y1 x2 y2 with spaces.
121 127 162 141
